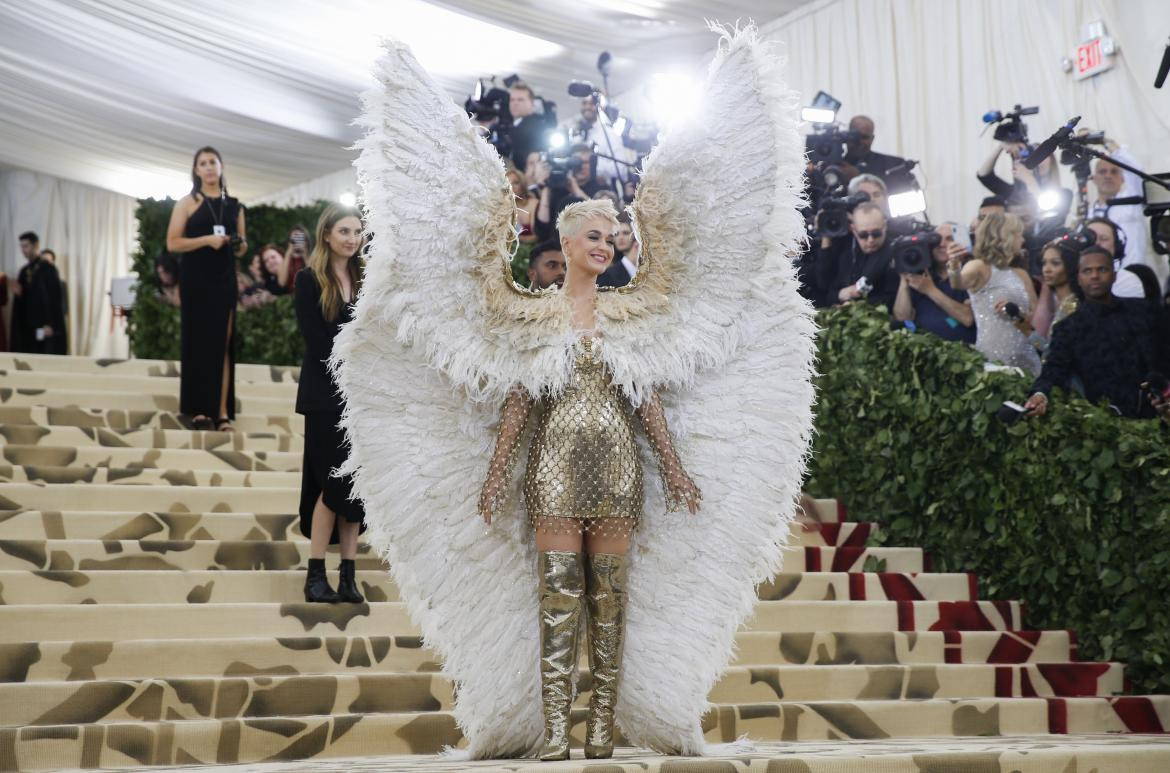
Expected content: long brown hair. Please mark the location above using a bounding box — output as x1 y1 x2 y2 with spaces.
308 204 364 321
190 146 227 199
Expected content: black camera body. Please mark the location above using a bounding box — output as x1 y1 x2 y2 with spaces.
891 227 942 275
544 153 585 190
805 126 859 164
229 234 243 249
816 192 871 239
984 104 1038 144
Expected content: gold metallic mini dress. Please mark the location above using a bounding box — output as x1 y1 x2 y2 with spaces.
524 338 643 538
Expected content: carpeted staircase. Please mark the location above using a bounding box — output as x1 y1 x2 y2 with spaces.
1 352 1169 772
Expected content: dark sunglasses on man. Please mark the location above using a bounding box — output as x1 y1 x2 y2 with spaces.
855 228 885 241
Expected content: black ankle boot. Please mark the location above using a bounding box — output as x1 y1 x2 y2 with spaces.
337 558 365 603
304 558 340 603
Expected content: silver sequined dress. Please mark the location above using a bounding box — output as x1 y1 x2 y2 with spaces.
970 266 1042 376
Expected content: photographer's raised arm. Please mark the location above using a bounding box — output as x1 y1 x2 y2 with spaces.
976 144 1017 199
893 275 914 322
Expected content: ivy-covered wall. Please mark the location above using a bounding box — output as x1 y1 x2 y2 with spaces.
808 303 1170 694
127 198 329 365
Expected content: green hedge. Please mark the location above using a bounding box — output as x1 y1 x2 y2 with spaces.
127 198 329 365
807 303 1170 694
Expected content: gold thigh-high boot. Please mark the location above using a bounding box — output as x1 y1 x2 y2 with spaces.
537 550 585 761
584 552 628 759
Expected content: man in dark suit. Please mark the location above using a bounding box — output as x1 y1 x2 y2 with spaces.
842 115 915 194
508 82 553 172
598 220 638 288
11 231 67 354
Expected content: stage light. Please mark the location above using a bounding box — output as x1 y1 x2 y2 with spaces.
339 191 357 207
801 107 836 125
548 131 567 150
1036 189 1061 216
888 189 927 218
648 72 701 129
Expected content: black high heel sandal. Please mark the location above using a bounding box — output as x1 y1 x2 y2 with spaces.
215 417 235 433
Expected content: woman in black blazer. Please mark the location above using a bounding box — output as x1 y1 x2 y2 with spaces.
294 204 366 603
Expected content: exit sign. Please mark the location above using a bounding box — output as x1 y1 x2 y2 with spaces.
1075 37 1114 80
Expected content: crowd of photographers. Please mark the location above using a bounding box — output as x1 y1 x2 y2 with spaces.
465 73 1170 426
797 109 1170 424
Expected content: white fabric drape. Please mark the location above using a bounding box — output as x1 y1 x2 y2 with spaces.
251 168 359 208
0 167 136 357
762 0 1170 228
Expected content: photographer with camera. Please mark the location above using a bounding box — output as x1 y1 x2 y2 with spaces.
841 116 914 193
892 223 975 343
563 96 632 185
1024 245 1170 419
817 201 898 309
533 144 606 241
947 212 1041 376
847 174 888 216
1090 155 1165 289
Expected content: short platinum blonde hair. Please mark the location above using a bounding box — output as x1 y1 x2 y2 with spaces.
556 198 618 238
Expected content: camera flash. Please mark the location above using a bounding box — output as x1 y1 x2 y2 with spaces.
801 107 836 125
888 189 927 218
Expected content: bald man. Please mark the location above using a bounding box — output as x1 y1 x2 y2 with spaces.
842 115 914 194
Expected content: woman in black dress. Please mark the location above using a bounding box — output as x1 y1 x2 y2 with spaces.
165 146 247 431
294 204 367 603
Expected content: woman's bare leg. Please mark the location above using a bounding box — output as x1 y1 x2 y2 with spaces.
309 494 336 560
217 311 234 422
337 519 361 560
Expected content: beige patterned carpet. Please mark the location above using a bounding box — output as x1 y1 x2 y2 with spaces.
1 352 1168 772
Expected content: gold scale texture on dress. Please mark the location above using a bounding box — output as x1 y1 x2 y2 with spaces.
524 339 642 538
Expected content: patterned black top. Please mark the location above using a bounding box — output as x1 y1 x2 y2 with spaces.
1031 297 1170 418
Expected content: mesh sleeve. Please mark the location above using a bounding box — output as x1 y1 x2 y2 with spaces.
479 387 534 521
636 390 701 513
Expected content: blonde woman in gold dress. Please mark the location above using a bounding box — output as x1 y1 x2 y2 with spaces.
333 25 814 761
477 200 701 760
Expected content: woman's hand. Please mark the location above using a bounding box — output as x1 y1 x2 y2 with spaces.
478 478 505 525
205 233 231 250
667 468 702 515
995 299 1033 335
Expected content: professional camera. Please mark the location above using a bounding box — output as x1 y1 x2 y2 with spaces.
1056 222 1097 252
1143 174 1170 255
816 191 870 239
891 223 942 275
982 104 1039 144
544 152 585 190
465 75 558 159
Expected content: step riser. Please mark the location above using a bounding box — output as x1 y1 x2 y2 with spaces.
0 600 1024 643
0 407 302 435
0 371 297 400
0 513 889 550
0 426 299 452
3 698 1167 770
0 540 922 573
3 630 1077 684
0 466 300 488
0 664 1126 726
0 354 298 383
1 447 302 473
0 570 973 605
0 487 301 514
0 389 293 418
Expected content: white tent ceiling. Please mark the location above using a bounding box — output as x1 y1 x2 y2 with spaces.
0 0 812 202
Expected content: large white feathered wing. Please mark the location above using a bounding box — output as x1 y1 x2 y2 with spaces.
331 39 548 757
605 27 817 753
